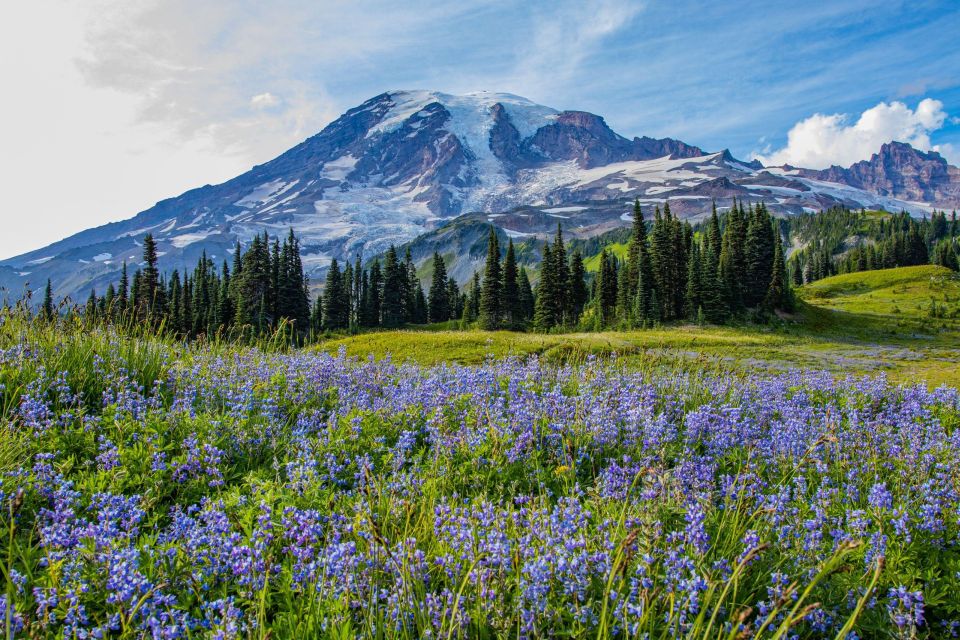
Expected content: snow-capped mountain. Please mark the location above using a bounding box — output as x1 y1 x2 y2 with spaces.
1 90 956 301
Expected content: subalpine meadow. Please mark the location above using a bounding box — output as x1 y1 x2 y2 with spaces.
1 260 960 638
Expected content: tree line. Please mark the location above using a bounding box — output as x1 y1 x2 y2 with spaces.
787 208 959 282
39 198 798 339
43 229 312 340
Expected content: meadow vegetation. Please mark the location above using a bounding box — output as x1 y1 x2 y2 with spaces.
0 264 958 638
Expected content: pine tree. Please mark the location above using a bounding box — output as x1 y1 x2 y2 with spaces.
218 262 234 330
684 242 703 319
381 246 407 328
765 233 790 311
310 295 323 334
569 250 588 321
533 242 556 331
500 239 520 329
517 267 535 323
428 252 450 323
412 284 428 324
322 259 348 330
463 271 482 322
368 259 383 327
479 228 502 330
42 279 54 321
597 249 618 325
141 234 164 317
551 225 570 324
118 263 129 316
719 200 747 312
447 277 462 321
744 204 775 307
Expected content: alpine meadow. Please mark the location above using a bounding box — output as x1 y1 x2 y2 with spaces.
3 2 960 639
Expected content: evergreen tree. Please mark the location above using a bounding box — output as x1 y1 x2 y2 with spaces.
381 246 407 328
118 263 129 315
412 284 428 324
368 259 383 327
322 259 348 330
744 204 775 307
500 239 520 329
218 262 234 330
42 279 54 321
719 200 747 312
551 225 570 324
517 267 534 323
684 242 703 319
141 234 164 317
463 271 482 322
479 228 502 330
428 252 450 323
568 250 588 321
765 233 791 311
533 242 557 331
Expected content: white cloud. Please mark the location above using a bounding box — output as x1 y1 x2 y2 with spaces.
250 92 281 110
509 0 644 96
755 98 954 169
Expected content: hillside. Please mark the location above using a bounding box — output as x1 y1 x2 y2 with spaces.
797 264 960 320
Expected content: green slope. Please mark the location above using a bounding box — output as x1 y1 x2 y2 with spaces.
316 265 960 387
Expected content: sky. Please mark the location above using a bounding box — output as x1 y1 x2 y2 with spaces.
2 0 959 259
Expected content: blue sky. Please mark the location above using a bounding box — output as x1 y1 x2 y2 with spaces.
1 0 959 258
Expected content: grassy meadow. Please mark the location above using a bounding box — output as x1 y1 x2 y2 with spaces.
0 265 958 638
319 265 960 387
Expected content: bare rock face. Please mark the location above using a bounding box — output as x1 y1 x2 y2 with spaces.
799 142 960 207
2 90 957 302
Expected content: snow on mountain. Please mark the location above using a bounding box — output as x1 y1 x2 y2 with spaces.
1 90 956 302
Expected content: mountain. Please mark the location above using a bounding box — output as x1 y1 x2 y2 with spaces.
2 90 957 301
793 141 960 206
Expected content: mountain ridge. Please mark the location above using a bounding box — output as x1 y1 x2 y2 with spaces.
2 89 957 301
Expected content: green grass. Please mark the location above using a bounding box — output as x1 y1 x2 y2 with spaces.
583 242 629 272
317 266 960 387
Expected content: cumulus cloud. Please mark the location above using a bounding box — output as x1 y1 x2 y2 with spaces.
755 98 954 169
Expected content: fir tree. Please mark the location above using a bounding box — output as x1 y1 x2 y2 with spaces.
765 233 791 311
517 267 535 323
381 246 407 328
479 228 502 330
533 242 557 331
322 259 348 330
568 250 588 320
368 259 383 327
684 242 703 320
42 279 54 321
500 239 520 329
428 252 450 323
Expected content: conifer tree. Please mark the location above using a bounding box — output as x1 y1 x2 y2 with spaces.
368 259 383 326
765 233 791 311
42 279 54 321
684 242 703 319
141 234 164 317
381 246 407 328
569 250 588 321
322 259 348 330
551 225 570 324
479 227 502 330
428 252 450 323
446 277 462 321
118 263 129 315
463 271 482 322
533 242 557 331
517 267 534 323
500 239 520 329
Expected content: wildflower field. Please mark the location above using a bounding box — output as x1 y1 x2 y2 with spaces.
1 311 960 638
